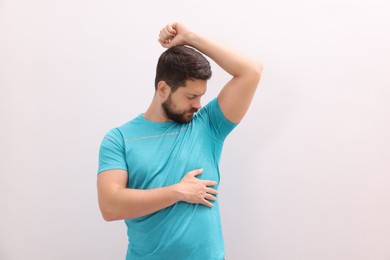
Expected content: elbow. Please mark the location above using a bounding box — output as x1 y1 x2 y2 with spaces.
99 204 138 221
253 62 263 81
245 62 263 83
100 208 116 222
102 213 115 222
99 205 122 222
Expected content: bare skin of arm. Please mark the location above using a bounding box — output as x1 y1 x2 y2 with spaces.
159 22 263 123
97 168 218 221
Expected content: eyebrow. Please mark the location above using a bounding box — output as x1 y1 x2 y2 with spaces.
186 92 206 96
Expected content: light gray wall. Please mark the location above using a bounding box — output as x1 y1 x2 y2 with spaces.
1 0 389 259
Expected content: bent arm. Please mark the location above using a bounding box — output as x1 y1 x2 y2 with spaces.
189 34 263 123
97 169 217 221
97 170 179 221
159 23 263 123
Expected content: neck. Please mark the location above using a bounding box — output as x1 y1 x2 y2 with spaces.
143 97 171 122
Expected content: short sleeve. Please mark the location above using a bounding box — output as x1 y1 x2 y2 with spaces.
98 128 128 174
196 97 238 142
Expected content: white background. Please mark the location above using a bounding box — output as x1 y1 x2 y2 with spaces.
1 0 389 259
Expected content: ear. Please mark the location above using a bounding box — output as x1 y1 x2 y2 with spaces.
157 81 171 99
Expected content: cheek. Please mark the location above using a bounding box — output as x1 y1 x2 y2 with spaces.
172 99 187 112
171 95 193 112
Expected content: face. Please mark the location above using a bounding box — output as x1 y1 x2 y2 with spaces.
161 79 207 123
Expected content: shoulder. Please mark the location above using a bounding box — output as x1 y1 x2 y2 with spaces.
108 115 143 138
196 98 237 126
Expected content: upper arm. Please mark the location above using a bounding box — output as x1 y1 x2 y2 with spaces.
97 169 128 192
218 63 263 123
98 128 128 173
97 169 128 216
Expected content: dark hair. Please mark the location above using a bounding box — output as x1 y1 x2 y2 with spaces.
154 46 212 92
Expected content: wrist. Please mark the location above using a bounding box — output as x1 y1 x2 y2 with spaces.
183 31 200 47
169 183 184 202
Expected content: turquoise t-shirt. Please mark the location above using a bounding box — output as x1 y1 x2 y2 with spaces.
98 98 237 260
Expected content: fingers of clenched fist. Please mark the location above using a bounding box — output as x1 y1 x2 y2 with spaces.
158 23 177 45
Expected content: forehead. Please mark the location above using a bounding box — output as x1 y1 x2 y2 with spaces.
176 79 207 95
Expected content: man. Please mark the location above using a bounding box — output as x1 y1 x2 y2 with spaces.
97 22 262 260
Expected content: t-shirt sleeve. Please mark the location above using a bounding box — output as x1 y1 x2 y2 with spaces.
98 128 128 174
197 97 238 142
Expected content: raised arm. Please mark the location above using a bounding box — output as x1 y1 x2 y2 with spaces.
159 22 263 123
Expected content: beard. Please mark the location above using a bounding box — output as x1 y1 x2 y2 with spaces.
162 94 198 124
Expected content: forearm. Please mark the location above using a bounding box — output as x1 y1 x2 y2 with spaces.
184 32 262 79
99 185 180 221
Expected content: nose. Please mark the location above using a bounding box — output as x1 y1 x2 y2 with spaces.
192 101 201 111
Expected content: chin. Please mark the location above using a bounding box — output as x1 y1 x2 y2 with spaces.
186 113 194 121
